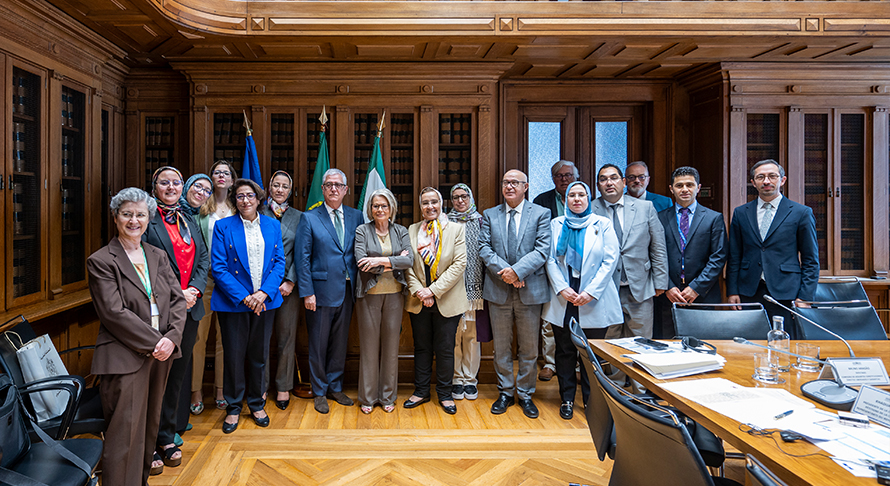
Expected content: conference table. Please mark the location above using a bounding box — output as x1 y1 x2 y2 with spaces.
588 339 890 486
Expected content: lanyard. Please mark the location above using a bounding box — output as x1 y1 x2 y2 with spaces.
132 245 152 300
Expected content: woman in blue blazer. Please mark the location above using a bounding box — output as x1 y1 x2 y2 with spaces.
210 179 285 433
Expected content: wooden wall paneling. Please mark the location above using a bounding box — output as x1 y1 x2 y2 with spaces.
478 103 493 209
786 107 804 203
419 105 436 196
334 105 351 205
124 105 139 188
728 106 747 216
672 81 690 191
89 88 102 257
192 104 208 174
0 53 7 307
46 71 63 299
871 106 889 278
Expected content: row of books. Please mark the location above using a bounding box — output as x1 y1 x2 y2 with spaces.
270 117 295 145
12 249 33 297
146 150 174 173
61 188 76 231
270 150 295 173
440 114 471 145
354 115 379 145
12 122 28 172
353 149 374 183
62 135 78 177
212 149 244 166
12 183 24 235
146 117 174 147
307 115 324 144
391 189 416 224
12 74 32 116
390 150 413 185
389 115 414 145
213 115 246 145
61 90 79 129
438 150 472 184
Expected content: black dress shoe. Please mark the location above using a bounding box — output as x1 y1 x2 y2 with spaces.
403 396 430 409
490 394 514 415
252 412 270 427
440 401 457 415
222 419 239 434
275 399 290 411
559 401 574 420
518 398 539 419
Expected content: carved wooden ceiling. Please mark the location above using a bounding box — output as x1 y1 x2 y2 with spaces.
41 0 890 78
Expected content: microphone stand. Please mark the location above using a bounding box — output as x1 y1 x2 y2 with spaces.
763 295 855 357
733 337 858 410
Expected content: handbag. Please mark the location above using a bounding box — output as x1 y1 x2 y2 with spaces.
475 301 493 343
4 332 69 421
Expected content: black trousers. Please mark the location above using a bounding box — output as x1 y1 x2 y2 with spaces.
156 314 199 445
217 310 275 416
552 301 607 405
305 284 354 397
741 280 796 339
409 303 460 402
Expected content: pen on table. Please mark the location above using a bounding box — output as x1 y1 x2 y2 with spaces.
774 410 794 420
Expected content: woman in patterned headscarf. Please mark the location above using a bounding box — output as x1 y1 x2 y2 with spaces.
446 184 484 402
144 166 209 474
404 187 469 415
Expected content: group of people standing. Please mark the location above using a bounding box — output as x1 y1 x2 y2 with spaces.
85 154 818 485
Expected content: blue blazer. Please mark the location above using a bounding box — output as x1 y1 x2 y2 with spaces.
645 191 673 213
210 214 286 313
726 197 819 301
657 204 727 304
295 204 363 308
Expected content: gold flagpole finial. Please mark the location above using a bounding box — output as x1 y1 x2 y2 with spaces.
376 110 386 138
242 110 252 136
319 105 328 130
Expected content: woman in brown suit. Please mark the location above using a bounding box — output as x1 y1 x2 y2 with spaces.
404 187 469 415
87 187 187 486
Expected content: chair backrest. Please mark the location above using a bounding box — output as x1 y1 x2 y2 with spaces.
595 370 716 486
793 304 888 341
672 303 771 340
568 318 614 461
745 454 788 486
813 279 868 303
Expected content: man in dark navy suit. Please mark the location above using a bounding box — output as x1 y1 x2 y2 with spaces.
656 166 727 338
726 159 819 338
296 168 363 414
625 161 672 213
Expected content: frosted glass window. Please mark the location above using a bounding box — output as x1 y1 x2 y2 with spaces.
594 121 628 197
527 122 561 202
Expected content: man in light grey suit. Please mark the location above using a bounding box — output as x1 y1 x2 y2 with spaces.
480 169 552 419
593 164 668 339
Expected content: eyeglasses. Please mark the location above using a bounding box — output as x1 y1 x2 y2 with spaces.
119 211 148 220
235 193 256 201
157 180 182 188
452 194 470 201
323 182 347 191
502 180 526 188
372 204 390 210
191 185 212 196
598 175 622 183
554 173 576 181
212 170 231 177
753 174 781 182
625 174 649 182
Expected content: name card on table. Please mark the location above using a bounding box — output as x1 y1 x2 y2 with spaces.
851 385 890 429
818 358 890 386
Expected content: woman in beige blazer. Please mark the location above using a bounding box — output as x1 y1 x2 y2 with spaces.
404 187 469 415
87 187 187 485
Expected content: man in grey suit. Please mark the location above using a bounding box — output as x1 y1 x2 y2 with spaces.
593 164 668 339
656 166 727 338
480 169 551 419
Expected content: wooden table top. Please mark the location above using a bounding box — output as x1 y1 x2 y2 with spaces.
588 339 890 486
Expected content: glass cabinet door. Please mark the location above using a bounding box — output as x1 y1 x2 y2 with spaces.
437 112 472 213
60 85 87 287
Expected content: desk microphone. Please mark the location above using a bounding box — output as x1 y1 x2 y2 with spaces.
732 337 857 410
763 295 855 358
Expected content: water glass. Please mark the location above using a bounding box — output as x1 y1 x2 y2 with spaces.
794 343 821 372
753 353 784 384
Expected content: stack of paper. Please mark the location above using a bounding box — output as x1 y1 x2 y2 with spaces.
628 352 726 379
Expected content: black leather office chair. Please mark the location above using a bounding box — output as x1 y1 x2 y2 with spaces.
672 303 771 341
594 365 741 486
813 278 868 303
0 316 105 440
568 318 725 469
745 454 788 486
0 375 101 486
792 302 888 341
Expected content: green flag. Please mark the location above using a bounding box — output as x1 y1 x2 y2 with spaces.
306 109 330 211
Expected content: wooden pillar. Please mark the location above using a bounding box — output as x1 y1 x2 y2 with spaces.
871 106 888 278
728 105 747 215
191 104 208 173
419 105 435 191
786 106 804 202
477 104 495 208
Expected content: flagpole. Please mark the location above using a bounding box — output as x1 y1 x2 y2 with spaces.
242 110 252 136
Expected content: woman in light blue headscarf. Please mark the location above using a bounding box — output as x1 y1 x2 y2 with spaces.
541 180 622 420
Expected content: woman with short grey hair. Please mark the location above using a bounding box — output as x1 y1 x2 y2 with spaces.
110 186 158 218
354 188 413 413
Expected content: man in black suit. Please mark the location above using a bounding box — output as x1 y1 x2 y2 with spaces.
655 166 727 338
726 159 819 338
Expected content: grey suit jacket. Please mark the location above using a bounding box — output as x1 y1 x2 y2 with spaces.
657 204 727 303
354 222 413 299
479 201 552 306
261 206 302 284
592 196 668 302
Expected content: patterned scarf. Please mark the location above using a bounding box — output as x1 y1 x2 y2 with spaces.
152 166 192 245
417 188 449 280
448 184 483 309
267 170 293 219
556 181 595 272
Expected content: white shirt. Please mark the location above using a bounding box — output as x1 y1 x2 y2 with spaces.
207 206 233 253
241 214 265 292
606 195 626 231
757 193 782 231
504 199 526 238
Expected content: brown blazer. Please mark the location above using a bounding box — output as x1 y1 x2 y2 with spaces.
87 237 187 375
405 220 469 318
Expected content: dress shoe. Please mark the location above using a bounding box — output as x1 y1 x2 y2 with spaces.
440 401 457 415
328 391 354 406
275 398 290 410
538 368 555 381
490 394 514 415
222 418 239 434
314 396 329 414
293 384 314 399
518 398 539 419
463 385 478 400
559 401 574 420
403 396 430 409
252 412 270 427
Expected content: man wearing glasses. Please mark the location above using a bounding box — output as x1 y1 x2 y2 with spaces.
625 161 673 213
726 159 819 337
480 170 551 419
295 169 364 414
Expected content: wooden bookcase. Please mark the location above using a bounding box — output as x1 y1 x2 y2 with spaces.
143 116 175 191
59 83 88 290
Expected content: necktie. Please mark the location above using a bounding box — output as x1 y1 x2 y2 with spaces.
334 208 344 248
507 209 517 265
679 207 690 250
759 202 773 241
610 203 625 284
